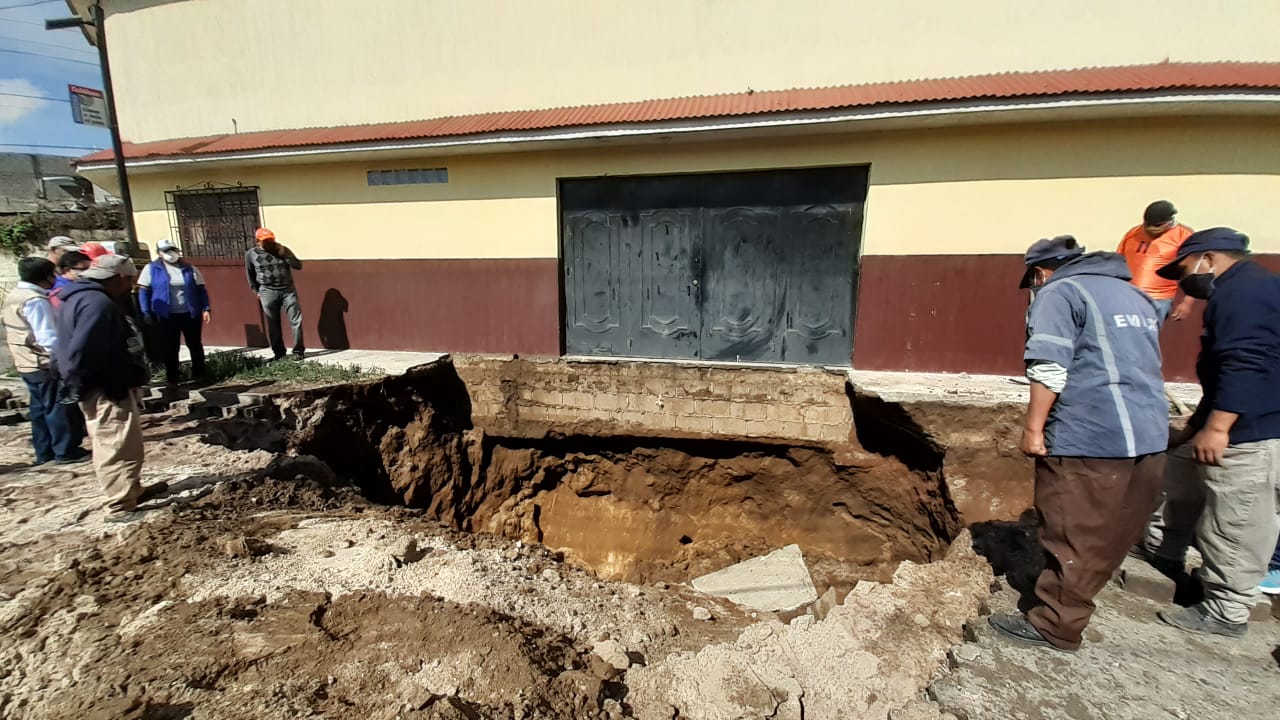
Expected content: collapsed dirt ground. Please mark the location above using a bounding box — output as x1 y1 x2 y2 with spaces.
0 361 1276 719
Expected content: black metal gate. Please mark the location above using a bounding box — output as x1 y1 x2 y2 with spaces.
165 183 261 259
561 166 866 365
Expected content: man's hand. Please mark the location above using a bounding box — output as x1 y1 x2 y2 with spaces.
1169 296 1196 322
1190 427 1230 465
142 313 156 327
202 310 212 325
1020 428 1048 457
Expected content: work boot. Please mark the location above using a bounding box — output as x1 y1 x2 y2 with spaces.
988 613 1072 652
138 481 169 503
1157 604 1247 638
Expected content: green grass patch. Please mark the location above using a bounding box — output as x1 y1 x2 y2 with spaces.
154 350 383 388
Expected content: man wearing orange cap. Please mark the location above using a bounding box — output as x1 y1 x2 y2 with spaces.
245 228 305 360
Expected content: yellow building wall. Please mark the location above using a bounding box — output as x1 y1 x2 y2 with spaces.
103 0 1280 144
120 117 1280 261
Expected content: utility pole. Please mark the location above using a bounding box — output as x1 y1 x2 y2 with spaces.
47 2 137 255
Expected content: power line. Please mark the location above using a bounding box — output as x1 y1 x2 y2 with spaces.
0 89 70 102
0 33 96 56
0 46 97 65
0 143 103 151
0 16 45 26
0 1 62 13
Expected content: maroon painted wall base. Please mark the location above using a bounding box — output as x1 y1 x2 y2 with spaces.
192 253 1278 382
196 257 561 356
852 254 1280 382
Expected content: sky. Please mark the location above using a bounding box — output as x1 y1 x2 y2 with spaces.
0 0 112 158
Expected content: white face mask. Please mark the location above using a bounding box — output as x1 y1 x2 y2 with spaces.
161 251 181 264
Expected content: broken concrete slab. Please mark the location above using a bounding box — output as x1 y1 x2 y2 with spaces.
691 544 818 613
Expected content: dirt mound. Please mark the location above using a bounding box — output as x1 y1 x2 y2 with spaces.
0 475 635 720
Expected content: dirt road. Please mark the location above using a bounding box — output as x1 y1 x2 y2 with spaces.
0 392 1275 719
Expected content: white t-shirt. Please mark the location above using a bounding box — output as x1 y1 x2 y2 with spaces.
139 261 205 313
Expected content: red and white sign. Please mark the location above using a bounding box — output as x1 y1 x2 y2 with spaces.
68 84 108 128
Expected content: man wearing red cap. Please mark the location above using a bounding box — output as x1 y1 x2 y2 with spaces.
245 228 305 360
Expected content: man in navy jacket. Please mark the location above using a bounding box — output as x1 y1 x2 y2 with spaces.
1152 227 1280 637
55 254 167 520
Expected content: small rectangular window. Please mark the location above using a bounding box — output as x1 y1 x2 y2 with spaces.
366 167 449 186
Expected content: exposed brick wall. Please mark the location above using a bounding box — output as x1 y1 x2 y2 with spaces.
452 355 853 444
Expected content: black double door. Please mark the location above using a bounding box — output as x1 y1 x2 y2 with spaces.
561 166 866 365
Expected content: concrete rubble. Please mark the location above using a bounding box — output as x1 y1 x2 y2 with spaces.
691 543 820 613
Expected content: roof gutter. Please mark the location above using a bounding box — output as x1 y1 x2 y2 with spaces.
75 91 1280 172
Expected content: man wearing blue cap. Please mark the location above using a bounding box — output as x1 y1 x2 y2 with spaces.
989 235 1168 652
1148 227 1280 637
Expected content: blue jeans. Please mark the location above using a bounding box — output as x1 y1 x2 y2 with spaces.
1152 298 1173 324
1271 536 1280 572
21 369 77 463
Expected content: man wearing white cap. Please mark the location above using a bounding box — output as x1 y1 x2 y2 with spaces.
138 239 211 387
45 235 80 265
54 254 167 520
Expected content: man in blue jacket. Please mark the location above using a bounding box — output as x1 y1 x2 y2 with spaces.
989 235 1168 652
138 239 211 388
55 254 167 520
1151 227 1280 637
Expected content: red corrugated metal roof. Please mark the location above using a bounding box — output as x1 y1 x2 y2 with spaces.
79 62 1280 164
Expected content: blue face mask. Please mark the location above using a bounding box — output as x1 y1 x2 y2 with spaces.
1178 257 1215 300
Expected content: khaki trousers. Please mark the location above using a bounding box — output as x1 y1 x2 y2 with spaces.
79 388 145 509
1159 439 1280 624
1027 454 1164 650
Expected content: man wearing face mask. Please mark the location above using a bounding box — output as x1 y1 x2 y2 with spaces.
988 235 1168 653
137 240 211 388
1149 227 1280 638
1117 200 1196 323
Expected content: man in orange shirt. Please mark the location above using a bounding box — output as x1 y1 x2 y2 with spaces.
1117 200 1195 322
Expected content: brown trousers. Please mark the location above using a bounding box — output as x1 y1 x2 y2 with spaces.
1027 454 1164 650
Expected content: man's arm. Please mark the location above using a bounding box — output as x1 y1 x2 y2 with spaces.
1190 294 1266 464
1168 295 1197 322
245 252 260 292
280 245 302 270
21 297 57 352
1021 380 1059 456
1021 290 1080 457
60 298 113 395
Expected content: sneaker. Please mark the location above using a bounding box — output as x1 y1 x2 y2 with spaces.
1259 569 1280 596
1157 603 1247 638
988 613 1072 652
291 352 306 361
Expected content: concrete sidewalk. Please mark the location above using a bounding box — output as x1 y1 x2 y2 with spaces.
184 346 444 376
182 345 1203 408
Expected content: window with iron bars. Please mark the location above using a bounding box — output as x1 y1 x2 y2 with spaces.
165 184 262 260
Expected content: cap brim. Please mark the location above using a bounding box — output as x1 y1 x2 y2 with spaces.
79 268 115 280
1155 251 1193 280
1018 266 1035 289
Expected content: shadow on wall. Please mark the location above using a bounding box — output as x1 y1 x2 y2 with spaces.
244 323 269 349
319 288 350 350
